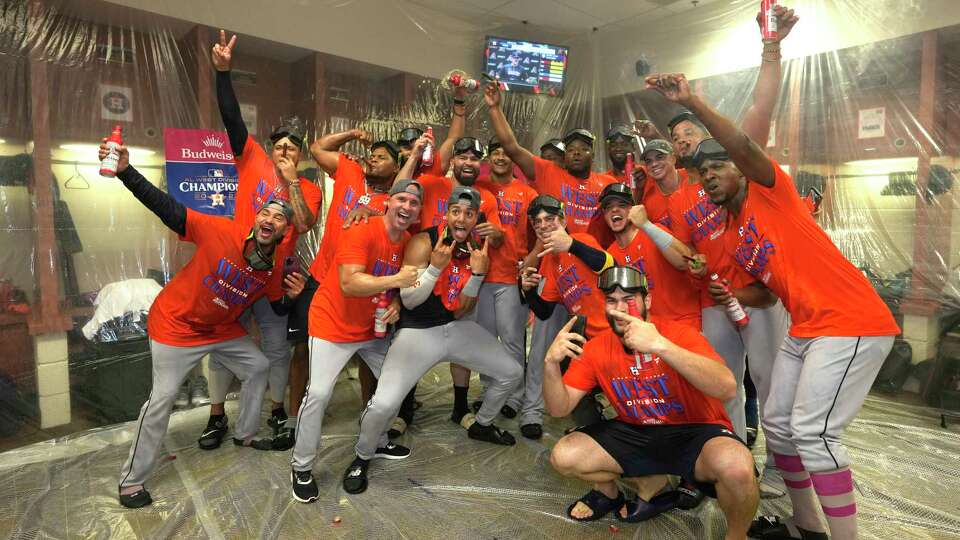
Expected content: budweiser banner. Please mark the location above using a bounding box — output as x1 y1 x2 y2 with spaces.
164 128 238 216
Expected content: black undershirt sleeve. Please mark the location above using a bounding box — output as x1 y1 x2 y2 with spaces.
216 70 248 156
568 239 615 274
522 287 556 320
117 166 187 236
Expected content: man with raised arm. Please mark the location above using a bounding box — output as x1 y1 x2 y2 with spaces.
649 72 897 540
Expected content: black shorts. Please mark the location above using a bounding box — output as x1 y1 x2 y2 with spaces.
286 275 319 344
576 419 742 498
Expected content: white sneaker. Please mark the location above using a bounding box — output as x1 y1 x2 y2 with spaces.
759 466 786 499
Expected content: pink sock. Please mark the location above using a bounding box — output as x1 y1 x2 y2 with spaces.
811 468 857 540
772 453 825 533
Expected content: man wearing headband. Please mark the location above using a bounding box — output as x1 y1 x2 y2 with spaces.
539 138 565 168
520 194 616 427
207 30 323 451
543 266 756 533
289 179 423 504
652 74 897 540
342 186 522 494
484 81 614 236
100 144 301 508
465 137 540 436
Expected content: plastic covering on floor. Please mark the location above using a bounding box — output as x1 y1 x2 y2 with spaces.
1 366 959 540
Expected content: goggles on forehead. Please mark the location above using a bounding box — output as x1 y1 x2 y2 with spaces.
527 194 564 219
269 130 303 150
453 137 484 157
598 266 648 295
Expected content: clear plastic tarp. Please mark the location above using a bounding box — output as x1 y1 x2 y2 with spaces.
1 0 959 537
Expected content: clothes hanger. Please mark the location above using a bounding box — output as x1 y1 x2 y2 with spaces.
65 161 90 190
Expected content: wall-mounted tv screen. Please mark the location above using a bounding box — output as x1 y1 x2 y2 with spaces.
483 36 568 97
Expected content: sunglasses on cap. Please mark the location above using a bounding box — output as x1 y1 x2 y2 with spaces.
540 139 565 154
527 194 564 219
397 127 423 147
269 130 303 149
690 138 730 169
598 266 648 295
563 128 596 145
599 182 634 206
453 137 484 158
605 125 633 142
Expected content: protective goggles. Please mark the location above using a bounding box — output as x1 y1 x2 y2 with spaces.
527 194 564 219
605 125 633 142
563 128 596 146
690 138 730 168
397 127 423 147
453 137 484 158
598 266 648 295
269 130 303 150
599 182 634 207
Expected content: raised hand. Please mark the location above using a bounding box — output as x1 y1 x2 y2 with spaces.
430 232 453 270
276 155 298 182
353 129 374 147
545 317 587 364
645 73 691 105
607 309 664 354
412 132 434 158
757 4 799 43
211 29 237 72
99 141 129 173
483 79 502 108
632 119 661 140
628 204 649 228
469 237 490 275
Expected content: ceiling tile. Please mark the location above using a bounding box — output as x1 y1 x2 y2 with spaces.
489 0 604 30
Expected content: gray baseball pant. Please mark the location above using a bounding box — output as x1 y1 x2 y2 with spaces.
355 320 523 459
291 336 390 472
520 303 569 425
476 283 528 412
119 336 269 488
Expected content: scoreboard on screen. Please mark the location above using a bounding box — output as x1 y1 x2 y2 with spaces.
484 36 569 97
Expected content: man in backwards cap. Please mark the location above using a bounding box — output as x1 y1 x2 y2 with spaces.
544 266 756 534
101 144 304 509
342 186 522 494
290 179 424 504
651 72 897 540
206 29 323 451
484 81 614 236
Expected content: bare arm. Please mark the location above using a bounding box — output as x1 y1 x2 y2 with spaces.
311 128 372 176
741 5 799 144
483 81 536 180
276 155 315 233
397 133 431 180
437 88 467 173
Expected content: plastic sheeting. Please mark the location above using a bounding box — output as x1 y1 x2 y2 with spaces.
2 365 960 539
0 0 959 529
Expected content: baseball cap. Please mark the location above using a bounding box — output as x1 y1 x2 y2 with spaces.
487 136 502 156
263 199 293 221
453 137 484 158
448 185 481 210
690 138 730 168
397 127 423 147
641 139 674 158
599 182 634 208
388 178 423 201
605 125 634 142
667 110 708 134
371 140 401 162
527 194 564 219
539 138 565 154
598 266 648 295
562 128 596 146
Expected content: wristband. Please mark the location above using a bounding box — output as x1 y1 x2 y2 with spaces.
641 221 674 250
462 274 485 297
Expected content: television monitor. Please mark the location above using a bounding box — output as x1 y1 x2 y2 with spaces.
483 36 568 96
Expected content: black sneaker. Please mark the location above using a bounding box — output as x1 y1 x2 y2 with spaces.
500 404 518 419
272 426 295 451
675 480 706 510
233 437 274 451
291 469 318 503
268 409 288 437
520 423 543 440
468 421 516 446
198 415 228 450
373 442 410 460
342 458 370 494
118 487 152 508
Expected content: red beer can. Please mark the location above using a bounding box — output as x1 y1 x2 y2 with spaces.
761 0 778 42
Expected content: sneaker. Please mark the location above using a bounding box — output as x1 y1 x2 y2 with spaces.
520 423 543 440
387 417 408 439
675 480 705 510
342 458 370 494
198 415 228 450
233 437 274 451
272 425 295 451
291 469 319 503
467 421 516 446
759 466 787 499
373 442 410 460
500 404 518 419
268 409 288 437
174 381 190 409
190 375 210 406
746 427 758 448
118 487 152 508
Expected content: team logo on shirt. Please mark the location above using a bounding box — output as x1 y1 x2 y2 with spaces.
682 194 726 243
559 184 601 226
608 373 684 422
555 262 592 310
251 177 286 215
734 215 776 282
497 197 524 225
371 256 401 278
202 257 268 309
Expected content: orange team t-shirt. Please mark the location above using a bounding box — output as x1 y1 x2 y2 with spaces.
721 160 899 338
607 229 701 329
564 321 732 429
234 135 323 300
148 210 272 346
641 168 688 229
476 178 539 285
416 174 502 232
531 157 615 235
309 154 391 282
668 180 753 308
539 233 610 338
308 216 409 342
